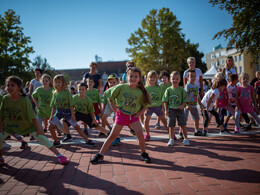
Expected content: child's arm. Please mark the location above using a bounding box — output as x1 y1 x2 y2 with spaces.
102 103 107 113
98 103 103 115
235 90 239 111
206 94 215 111
198 96 203 112
164 102 169 116
49 107 56 121
70 106 76 122
134 107 147 118
109 100 118 113
33 118 44 136
178 102 187 110
91 112 98 125
225 88 230 105
32 97 40 109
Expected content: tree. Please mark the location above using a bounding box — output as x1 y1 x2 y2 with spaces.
209 0 260 60
0 9 34 84
31 55 55 77
126 8 207 75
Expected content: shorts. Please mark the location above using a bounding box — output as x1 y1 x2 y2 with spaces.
50 109 78 127
146 106 164 116
184 107 200 121
167 108 186 127
93 103 101 115
64 112 98 129
228 105 236 116
115 110 139 126
104 104 113 116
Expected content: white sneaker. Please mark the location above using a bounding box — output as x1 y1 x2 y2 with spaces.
167 138 175 146
141 123 145 128
183 138 190 146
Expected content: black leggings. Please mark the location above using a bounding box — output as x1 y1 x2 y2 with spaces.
202 109 222 128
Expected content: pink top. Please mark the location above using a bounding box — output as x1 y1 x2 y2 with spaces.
237 86 254 113
218 88 227 108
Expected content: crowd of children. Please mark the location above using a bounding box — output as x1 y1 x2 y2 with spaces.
1 57 260 166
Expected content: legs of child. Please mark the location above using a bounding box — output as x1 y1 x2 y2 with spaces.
144 115 152 141
158 115 169 132
180 125 190 146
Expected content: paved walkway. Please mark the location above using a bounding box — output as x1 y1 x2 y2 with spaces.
0 117 260 195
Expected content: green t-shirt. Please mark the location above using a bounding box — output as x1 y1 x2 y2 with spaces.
86 89 102 103
110 84 148 115
159 82 172 95
32 87 54 119
0 95 37 135
73 94 94 115
50 89 73 109
162 87 189 109
103 86 119 105
145 86 163 107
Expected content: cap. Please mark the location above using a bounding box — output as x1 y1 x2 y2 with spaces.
107 73 118 81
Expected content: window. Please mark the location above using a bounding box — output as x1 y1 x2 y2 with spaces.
239 66 242 73
215 53 219 58
239 55 242 61
211 54 215 59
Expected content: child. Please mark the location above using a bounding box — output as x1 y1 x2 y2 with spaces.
155 70 171 129
184 70 203 136
62 82 107 146
222 56 237 80
235 73 260 133
86 77 103 126
144 70 168 141
49 75 92 146
224 74 238 129
102 74 120 145
162 71 190 146
32 74 53 133
0 76 67 164
90 67 152 164
201 79 227 135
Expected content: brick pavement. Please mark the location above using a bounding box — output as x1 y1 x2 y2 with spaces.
0 116 260 195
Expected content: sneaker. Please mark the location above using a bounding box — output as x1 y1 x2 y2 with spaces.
155 123 161 129
53 141 61 147
57 155 68 165
98 132 106 138
90 153 104 164
242 124 252 131
223 123 227 129
0 157 5 165
167 138 175 146
144 133 150 141
219 129 230 134
116 137 121 145
130 129 136 135
201 130 208 136
194 131 202 136
86 140 96 147
234 127 241 133
62 134 72 142
141 152 151 163
179 131 184 139
30 135 35 140
183 138 190 146
20 141 28 149
83 128 89 135
141 123 145 128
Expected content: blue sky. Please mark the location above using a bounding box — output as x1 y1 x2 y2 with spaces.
1 0 233 70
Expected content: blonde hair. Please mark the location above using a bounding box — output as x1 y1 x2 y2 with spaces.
126 61 136 68
53 74 67 91
40 74 53 87
225 56 235 69
214 72 225 82
238 72 249 81
187 57 196 64
145 70 158 87
170 71 180 77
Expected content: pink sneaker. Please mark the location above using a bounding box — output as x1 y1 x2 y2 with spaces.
58 155 68 165
234 127 240 133
144 133 150 141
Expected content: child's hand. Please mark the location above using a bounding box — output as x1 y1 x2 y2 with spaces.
186 105 190 110
178 105 184 110
165 110 169 117
92 119 98 126
134 112 141 118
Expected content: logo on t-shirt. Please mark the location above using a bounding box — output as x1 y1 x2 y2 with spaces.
122 93 137 107
5 108 23 121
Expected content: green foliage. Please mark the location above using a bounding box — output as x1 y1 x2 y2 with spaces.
126 8 207 75
0 9 34 85
31 55 55 77
209 0 260 60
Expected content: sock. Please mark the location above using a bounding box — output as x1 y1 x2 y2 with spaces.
98 153 104 156
57 154 62 157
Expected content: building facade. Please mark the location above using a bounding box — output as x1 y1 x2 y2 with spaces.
206 47 260 79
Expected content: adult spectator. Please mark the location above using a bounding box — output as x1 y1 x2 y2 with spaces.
121 61 136 83
82 62 102 91
183 57 204 97
250 71 260 87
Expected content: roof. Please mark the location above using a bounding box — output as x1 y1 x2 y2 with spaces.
203 65 218 79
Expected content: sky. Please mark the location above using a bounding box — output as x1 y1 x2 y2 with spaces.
1 0 233 70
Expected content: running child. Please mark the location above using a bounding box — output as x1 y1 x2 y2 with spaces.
235 72 260 133
0 76 67 164
90 67 152 164
48 74 88 147
201 79 227 135
162 71 190 146
144 70 168 141
184 70 203 136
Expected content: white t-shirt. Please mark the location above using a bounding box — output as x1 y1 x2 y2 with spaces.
183 68 203 88
224 67 236 80
201 89 220 111
30 79 42 93
227 84 237 105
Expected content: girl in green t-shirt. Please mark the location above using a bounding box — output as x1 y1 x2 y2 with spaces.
90 67 152 164
0 76 67 165
144 70 169 141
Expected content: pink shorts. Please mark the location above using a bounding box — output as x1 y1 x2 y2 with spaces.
115 110 139 126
